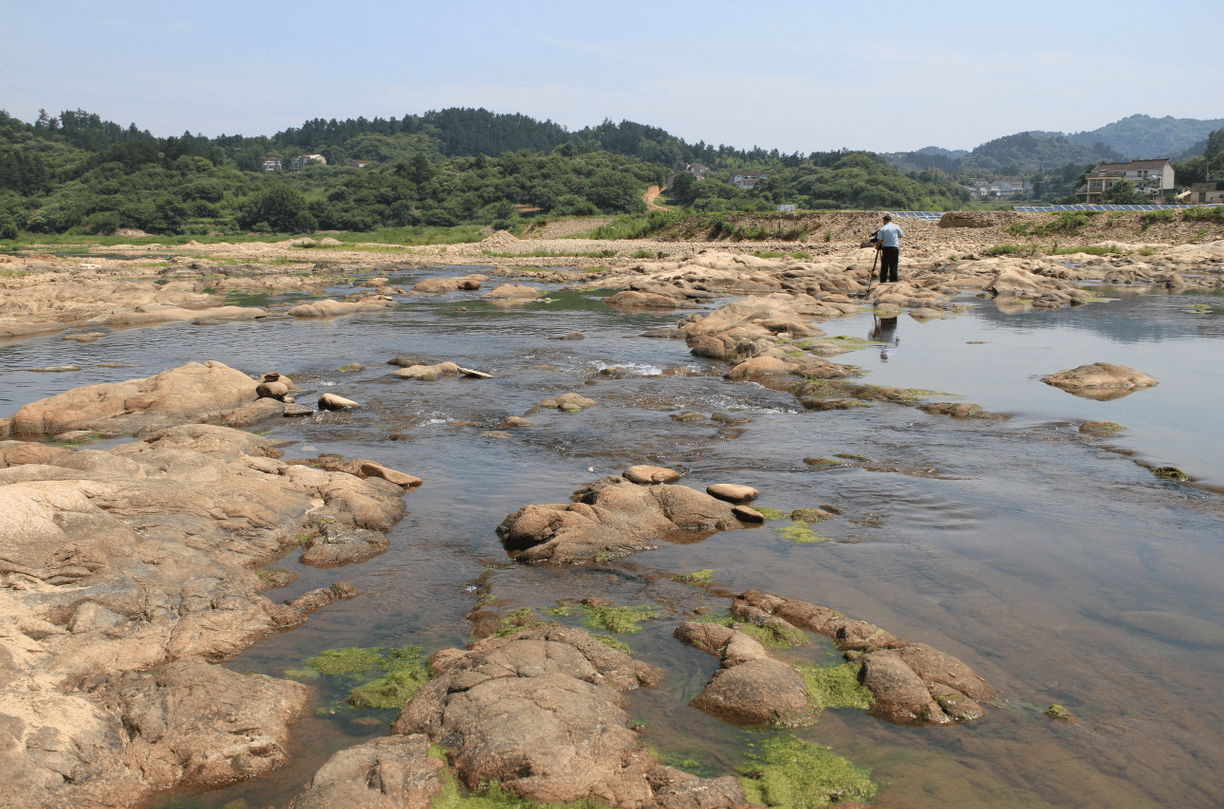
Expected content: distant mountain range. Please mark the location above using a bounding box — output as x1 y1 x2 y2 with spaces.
886 114 1223 177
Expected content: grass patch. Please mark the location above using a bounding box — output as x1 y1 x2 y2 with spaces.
738 735 878 808
1050 244 1122 256
796 662 874 712
983 244 1028 256
1140 209 1176 230
589 210 684 240
1184 206 1224 223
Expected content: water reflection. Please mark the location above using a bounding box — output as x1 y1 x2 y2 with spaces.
870 314 899 362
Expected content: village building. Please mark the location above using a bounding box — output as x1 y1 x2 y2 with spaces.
731 171 767 190
683 162 711 179
288 154 327 171
1076 159 1175 203
1179 181 1224 205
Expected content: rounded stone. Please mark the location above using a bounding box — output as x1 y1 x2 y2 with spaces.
318 393 360 410
707 483 759 504
623 465 682 485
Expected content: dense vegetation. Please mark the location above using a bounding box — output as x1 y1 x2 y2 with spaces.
1 107 1220 240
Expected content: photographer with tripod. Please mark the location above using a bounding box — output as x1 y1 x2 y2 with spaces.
871 214 904 283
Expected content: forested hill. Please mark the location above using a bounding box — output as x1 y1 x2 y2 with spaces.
1 107 1220 239
0 107 974 237
1030 114 1224 160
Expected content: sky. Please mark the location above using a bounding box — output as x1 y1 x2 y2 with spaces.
4 0 1221 155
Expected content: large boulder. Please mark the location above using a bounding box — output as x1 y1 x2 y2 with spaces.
412 274 487 293
100 659 309 791
497 475 742 564
7 361 259 436
676 623 810 728
391 627 748 807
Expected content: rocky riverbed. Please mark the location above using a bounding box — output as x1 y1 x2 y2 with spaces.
2 215 1224 808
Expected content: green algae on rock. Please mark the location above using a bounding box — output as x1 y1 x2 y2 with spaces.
738 735 878 808
580 603 660 634
673 568 715 586
777 523 831 543
286 645 428 713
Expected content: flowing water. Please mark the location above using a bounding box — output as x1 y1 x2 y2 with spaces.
2 269 1223 809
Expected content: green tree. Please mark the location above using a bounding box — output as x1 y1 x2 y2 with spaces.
670 172 698 205
236 184 317 232
1100 179 1144 205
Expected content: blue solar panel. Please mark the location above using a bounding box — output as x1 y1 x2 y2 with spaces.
1013 204 1188 213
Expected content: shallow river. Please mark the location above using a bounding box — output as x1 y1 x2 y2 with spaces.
2 268 1223 809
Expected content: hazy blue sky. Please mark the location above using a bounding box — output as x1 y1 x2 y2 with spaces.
4 0 1220 153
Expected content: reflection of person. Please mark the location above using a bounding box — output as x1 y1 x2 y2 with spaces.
875 214 903 283
870 315 899 362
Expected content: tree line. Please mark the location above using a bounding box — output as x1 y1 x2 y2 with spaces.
4 106 1219 239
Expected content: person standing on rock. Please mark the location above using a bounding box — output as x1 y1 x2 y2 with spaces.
875 214 904 283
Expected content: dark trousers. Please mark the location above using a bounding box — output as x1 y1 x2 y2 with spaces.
879 247 899 282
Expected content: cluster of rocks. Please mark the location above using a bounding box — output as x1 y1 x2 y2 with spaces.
678 591 996 728
286 583 999 808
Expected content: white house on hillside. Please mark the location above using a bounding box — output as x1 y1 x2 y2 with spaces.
731 171 767 190
289 154 327 171
1076 159 1174 203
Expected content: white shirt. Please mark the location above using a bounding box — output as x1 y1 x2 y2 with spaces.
877 222 903 248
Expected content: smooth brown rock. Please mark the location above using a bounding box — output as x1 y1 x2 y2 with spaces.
624 465 682 484
706 483 758 503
